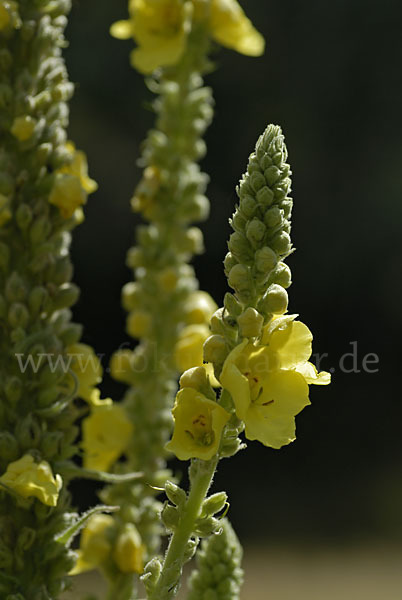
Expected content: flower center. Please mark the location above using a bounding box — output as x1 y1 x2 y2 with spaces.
185 412 215 446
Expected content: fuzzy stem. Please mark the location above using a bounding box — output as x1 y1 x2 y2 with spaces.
148 458 218 600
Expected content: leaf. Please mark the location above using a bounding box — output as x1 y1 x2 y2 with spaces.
55 504 119 547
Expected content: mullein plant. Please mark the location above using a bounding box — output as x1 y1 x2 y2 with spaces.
72 1 266 599
0 0 132 597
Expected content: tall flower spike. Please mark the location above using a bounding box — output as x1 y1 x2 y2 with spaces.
206 125 330 449
0 0 97 596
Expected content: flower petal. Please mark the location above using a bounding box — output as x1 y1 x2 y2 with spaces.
220 339 250 420
245 408 296 449
270 321 313 369
210 0 265 56
256 369 310 418
297 362 331 385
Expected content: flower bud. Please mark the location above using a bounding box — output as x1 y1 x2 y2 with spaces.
202 492 227 517
223 252 238 277
239 194 257 218
228 264 252 297
264 206 283 229
181 227 204 255
258 284 288 315
52 283 80 310
264 165 281 186
161 503 180 531
194 516 221 537
179 366 209 391
246 218 266 247
59 323 83 346
270 231 291 255
182 194 210 222
231 212 246 233
223 293 242 317
237 307 264 338
141 557 162 595
183 538 198 563
203 335 227 365
127 310 152 339
254 246 277 274
271 262 292 289
126 247 145 269
165 481 186 508
121 281 142 311
11 115 36 141
184 291 217 325
256 185 274 208
249 171 266 192
157 267 178 292
281 199 293 218
228 231 250 260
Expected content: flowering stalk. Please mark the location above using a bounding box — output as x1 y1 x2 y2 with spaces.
72 2 265 599
154 124 331 599
99 23 215 600
0 0 99 597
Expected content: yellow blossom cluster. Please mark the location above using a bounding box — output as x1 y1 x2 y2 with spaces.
111 0 265 74
71 515 145 575
49 142 97 219
67 344 133 471
0 454 62 507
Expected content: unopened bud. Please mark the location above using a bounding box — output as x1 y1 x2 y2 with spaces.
194 516 221 537
254 246 277 274
8 302 29 329
246 218 266 247
165 481 186 508
249 171 266 193
202 492 227 517
264 165 281 186
258 284 288 315
270 231 291 255
228 264 252 298
223 293 242 317
264 206 283 229
203 335 227 365
126 310 152 338
237 308 264 338
5 272 26 302
223 252 238 277
271 262 292 289
256 186 274 208
121 282 142 311
52 283 80 310
161 503 180 531
239 195 257 218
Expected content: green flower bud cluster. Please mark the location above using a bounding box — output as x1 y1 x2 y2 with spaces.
0 1 93 597
204 125 294 380
187 518 244 600
226 124 293 309
102 25 216 595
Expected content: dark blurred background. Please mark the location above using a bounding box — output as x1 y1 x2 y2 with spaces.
65 0 402 546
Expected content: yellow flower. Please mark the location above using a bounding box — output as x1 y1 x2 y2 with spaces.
59 142 98 195
11 116 36 141
174 324 218 385
49 144 97 219
195 0 265 56
113 523 145 574
220 315 330 449
49 174 86 219
184 291 218 325
166 387 230 460
67 343 102 402
0 194 12 226
82 403 134 472
71 514 114 574
0 454 62 507
111 0 193 74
